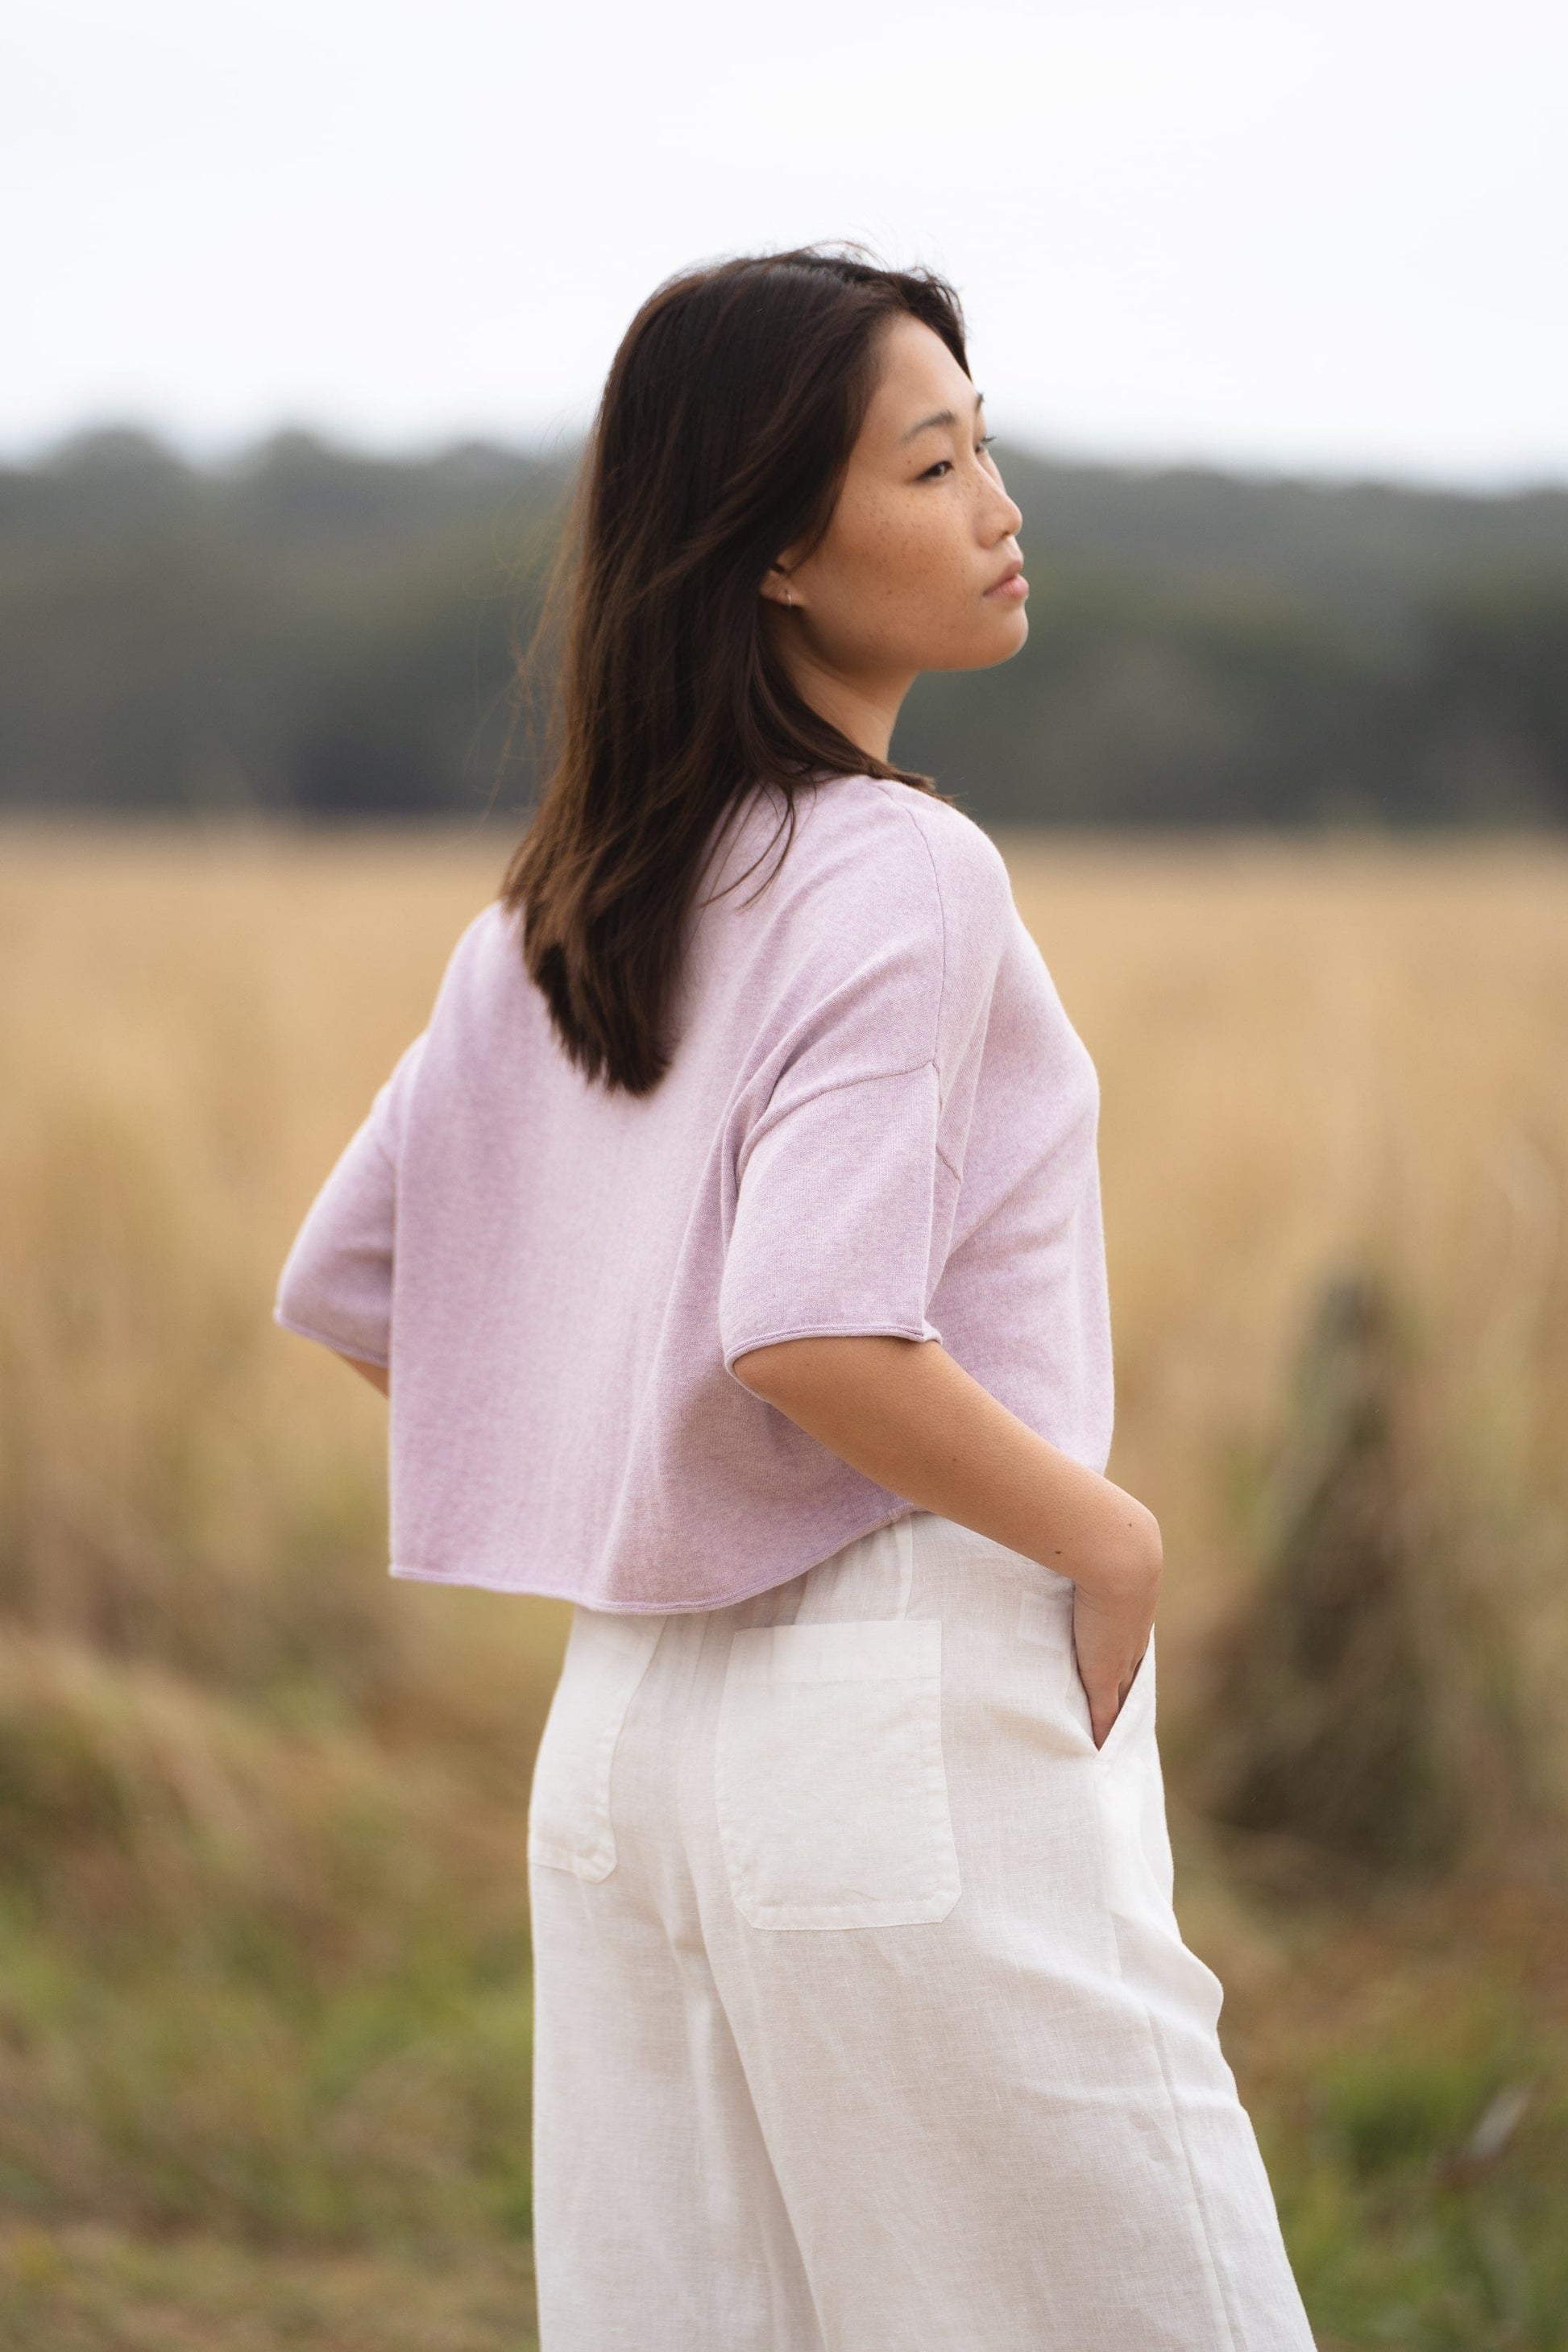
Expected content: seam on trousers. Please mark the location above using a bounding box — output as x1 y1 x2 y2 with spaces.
1143 2000 1247 2352
1087 1727 1239 2352
894 1512 915 1618
1095 1835 1240 2351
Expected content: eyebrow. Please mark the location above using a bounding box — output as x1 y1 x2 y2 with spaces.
898 389 985 446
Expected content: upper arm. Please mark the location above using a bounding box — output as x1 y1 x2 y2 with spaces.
730 1334 807 1396
730 1329 931 1405
336 1350 390 1396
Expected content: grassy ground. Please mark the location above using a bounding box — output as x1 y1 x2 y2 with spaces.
0 2219 537 2351
2 1859 1564 2350
1175 1832 1568 2350
1 819 1565 2347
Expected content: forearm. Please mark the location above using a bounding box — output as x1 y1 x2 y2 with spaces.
336 1350 389 1396
732 1334 1158 1604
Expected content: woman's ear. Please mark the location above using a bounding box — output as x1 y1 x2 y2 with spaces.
759 560 799 611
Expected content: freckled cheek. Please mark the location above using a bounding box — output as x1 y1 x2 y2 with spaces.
845 520 964 627
813 496 968 654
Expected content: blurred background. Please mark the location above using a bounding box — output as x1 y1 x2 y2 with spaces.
2 2 1566 2346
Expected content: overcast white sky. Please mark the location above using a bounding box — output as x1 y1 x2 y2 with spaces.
5 0 1566 484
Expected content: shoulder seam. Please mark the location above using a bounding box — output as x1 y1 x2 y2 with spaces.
745 1054 939 1137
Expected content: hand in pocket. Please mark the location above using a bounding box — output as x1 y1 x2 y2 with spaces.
1072 1577 1155 1749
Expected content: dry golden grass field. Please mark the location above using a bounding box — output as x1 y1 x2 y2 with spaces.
2 817 1566 2350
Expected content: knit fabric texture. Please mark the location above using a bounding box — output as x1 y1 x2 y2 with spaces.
273 772 1114 1611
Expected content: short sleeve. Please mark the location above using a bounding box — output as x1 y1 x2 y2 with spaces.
719 1060 949 1371
272 1032 427 1369
716 792 1018 1376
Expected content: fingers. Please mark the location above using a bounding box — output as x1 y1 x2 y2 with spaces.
1072 1577 1155 1748
1080 1649 1148 1747
1085 1682 1123 1750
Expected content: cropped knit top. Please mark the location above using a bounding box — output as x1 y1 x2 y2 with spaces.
273 772 1114 1612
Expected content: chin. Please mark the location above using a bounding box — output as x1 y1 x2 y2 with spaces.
958 608 1030 671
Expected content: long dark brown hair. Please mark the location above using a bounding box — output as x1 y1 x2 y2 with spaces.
499 245 969 1095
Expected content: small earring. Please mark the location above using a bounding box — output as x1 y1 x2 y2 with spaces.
782 586 792 607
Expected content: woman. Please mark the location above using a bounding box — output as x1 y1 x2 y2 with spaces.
274 247 1314 2350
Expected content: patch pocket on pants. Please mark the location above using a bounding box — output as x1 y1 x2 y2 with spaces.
527 1608 664 1882
714 1619 961 1930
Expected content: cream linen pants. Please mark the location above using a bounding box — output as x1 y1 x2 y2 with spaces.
526 1510 1315 2350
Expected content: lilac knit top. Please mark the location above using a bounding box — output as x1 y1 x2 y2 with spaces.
273 773 1113 1612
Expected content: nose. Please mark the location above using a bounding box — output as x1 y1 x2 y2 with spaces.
982 471 1023 545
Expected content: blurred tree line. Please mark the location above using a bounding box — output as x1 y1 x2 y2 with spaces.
2 425 1566 828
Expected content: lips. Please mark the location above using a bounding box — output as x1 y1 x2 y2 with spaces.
984 558 1027 599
